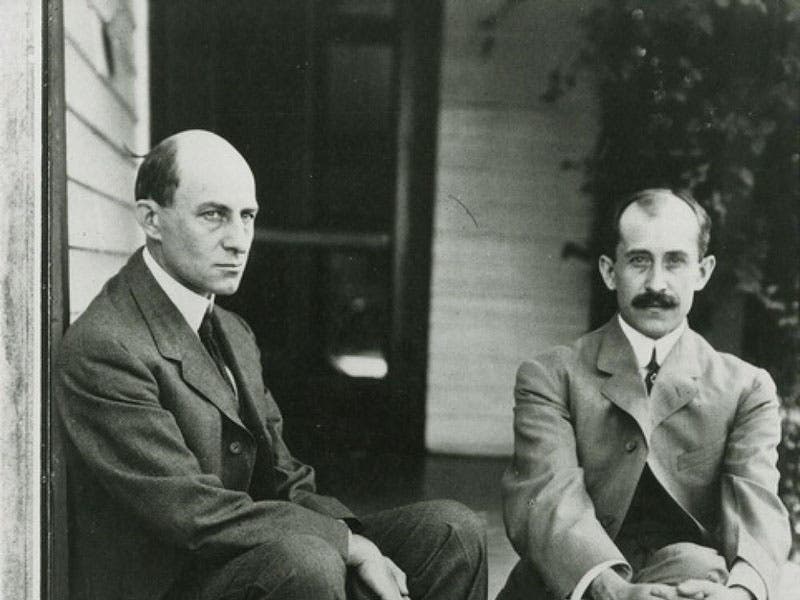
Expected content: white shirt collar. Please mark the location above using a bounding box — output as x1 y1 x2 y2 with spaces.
142 246 213 333
617 314 687 370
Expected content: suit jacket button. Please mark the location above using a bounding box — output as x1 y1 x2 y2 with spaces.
228 441 243 455
625 440 638 453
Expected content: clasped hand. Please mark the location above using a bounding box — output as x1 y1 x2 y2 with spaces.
611 580 754 600
346 532 410 600
652 580 755 600
592 569 754 600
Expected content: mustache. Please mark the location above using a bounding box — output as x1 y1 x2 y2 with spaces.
631 291 679 309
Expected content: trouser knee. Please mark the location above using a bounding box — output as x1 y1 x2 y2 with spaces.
416 499 487 568
285 535 346 591
257 534 346 598
428 499 486 548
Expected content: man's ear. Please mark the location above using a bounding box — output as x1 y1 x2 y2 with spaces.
135 199 162 240
695 254 716 291
598 254 617 291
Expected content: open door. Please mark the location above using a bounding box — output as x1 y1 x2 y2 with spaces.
150 0 443 473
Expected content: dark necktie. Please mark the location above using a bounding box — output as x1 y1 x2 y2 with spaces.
199 309 234 393
645 347 659 395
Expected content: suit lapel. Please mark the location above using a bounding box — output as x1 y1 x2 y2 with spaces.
214 311 272 445
124 250 247 430
598 319 653 439
597 317 701 440
649 330 700 430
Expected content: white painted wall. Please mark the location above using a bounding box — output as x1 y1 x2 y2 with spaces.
426 0 598 455
64 0 149 320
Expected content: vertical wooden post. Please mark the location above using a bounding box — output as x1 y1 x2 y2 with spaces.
0 1 43 599
43 1 69 599
390 0 443 454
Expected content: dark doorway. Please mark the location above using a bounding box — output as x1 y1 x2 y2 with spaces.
149 1 443 475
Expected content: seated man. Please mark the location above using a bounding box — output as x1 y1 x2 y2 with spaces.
57 130 487 600
498 189 790 600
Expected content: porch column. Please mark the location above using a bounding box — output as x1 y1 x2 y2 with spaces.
0 1 43 598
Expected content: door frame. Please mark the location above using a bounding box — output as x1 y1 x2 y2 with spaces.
43 1 70 599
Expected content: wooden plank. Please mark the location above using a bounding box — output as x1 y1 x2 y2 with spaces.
442 0 588 36
64 0 107 76
425 413 512 456
439 0 592 108
67 180 142 254
0 2 42 598
68 247 130 317
65 40 138 151
436 113 595 172
425 1 598 454
66 0 137 101
436 175 590 213
43 1 70 598
65 109 137 202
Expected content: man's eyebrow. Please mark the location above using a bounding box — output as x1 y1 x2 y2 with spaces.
196 202 230 212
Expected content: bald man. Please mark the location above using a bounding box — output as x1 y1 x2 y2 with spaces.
57 130 487 600
498 189 790 600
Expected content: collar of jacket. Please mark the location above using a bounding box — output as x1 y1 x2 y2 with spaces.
597 316 701 441
122 248 254 434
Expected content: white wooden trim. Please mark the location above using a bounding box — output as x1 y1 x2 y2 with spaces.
0 1 43 598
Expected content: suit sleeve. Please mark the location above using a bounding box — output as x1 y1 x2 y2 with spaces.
57 332 350 564
719 368 791 599
230 312 359 526
261 389 359 524
501 355 629 598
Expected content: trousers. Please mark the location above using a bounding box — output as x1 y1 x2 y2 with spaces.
164 499 488 600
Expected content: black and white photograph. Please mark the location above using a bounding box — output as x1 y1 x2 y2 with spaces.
1 1 799 599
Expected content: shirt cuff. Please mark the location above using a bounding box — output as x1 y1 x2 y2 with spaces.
569 560 631 600
727 559 766 600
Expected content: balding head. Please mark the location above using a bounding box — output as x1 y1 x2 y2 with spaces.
135 130 254 207
604 188 712 258
134 130 258 296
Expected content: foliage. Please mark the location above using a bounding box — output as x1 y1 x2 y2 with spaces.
545 0 800 552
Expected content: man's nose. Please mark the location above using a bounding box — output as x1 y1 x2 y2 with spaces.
645 261 667 291
222 218 253 253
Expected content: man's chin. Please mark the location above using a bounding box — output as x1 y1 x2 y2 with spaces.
208 279 243 296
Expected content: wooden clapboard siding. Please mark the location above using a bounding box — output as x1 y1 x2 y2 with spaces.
67 180 141 254
68 246 134 319
425 0 598 455
64 0 147 322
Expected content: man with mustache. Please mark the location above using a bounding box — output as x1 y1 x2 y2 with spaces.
498 189 790 600
56 130 487 600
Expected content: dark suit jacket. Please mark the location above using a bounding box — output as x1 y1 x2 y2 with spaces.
57 249 354 600
501 318 791 599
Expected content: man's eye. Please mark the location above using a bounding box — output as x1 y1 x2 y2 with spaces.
666 256 688 268
201 210 224 221
629 256 650 266
242 212 256 222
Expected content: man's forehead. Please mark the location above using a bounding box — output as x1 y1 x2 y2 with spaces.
617 195 701 252
173 145 256 203
620 194 699 232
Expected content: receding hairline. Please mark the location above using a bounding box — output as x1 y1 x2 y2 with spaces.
170 132 254 185
135 130 255 206
607 188 712 257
